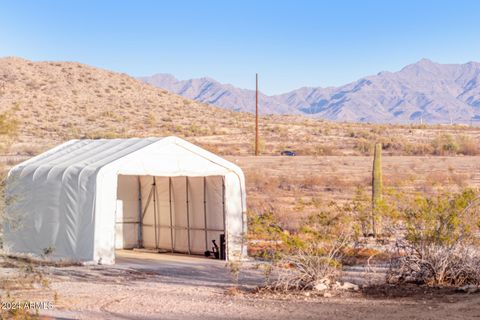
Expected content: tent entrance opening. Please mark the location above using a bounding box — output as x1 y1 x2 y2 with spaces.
115 175 226 259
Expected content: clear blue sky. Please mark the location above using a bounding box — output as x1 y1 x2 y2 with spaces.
1 0 479 95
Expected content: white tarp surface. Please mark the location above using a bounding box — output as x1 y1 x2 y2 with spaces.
5 137 247 264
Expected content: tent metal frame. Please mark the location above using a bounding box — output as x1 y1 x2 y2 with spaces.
203 177 208 251
185 176 191 254
137 176 143 248
131 175 226 256
169 177 174 253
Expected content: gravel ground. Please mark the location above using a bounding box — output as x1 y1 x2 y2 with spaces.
4 250 480 320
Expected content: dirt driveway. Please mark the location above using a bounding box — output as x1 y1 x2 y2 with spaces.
2 250 468 319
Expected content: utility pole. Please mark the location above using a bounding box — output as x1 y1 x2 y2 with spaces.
255 73 259 156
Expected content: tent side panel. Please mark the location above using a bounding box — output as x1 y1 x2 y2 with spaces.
156 177 171 249
5 168 64 257
5 165 97 262
224 172 247 261
116 175 140 249
205 176 225 253
187 176 205 254
93 170 118 264
139 176 155 248
171 177 188 252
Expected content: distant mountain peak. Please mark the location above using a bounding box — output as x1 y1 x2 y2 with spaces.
416 58 436 65
401 58 440 72
140 59 480 124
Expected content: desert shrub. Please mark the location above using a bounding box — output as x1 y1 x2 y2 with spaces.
348 129 376 140
248 208 284 241
379 137 435 156
0 111 17 246
351 187 371 237
295 144 337 156
253 203 353 292
457 135 480 155
249 198 355 261
387 188 480 286
354 138 373 154
267 242 345 292
248 203 304 243
0 112 18 151
0 112 18 220
248 208 302 261
0 113 19 135
400 188 480 245
388 241 480 286
85 130 126 139
299 204 354 243
298 176 324 191
146 112 156 126
402 142 434 156
430 134 460 155
347 185 402 238
379 137 405 152
184 123 201 136
312 144 337 156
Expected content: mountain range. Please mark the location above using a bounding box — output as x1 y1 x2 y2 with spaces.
139 59 480 124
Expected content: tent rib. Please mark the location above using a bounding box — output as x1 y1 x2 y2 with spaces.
172 139 246 212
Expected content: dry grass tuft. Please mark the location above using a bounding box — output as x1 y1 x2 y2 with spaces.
265 239 348 292
388 241 480 286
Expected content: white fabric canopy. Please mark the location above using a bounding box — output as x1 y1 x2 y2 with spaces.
5 136 247 264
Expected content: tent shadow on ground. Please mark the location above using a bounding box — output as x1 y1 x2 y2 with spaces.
44 253 264 289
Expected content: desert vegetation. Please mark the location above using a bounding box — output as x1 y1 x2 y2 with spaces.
244 144 480 295
387 188 480 287
248 185 480 295
0 111 17 244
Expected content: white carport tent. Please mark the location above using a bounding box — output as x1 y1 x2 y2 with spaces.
5 137 247 264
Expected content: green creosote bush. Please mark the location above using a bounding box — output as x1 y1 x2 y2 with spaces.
387 188 480 286
0 111 18 247
400 188 480 246
354 138 373 154
430 134 479 156
352 186 370 237
431 134 459 155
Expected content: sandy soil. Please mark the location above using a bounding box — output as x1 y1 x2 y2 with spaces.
4 251 479 320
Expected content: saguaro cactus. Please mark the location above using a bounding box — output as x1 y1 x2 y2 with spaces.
371 143 383 237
